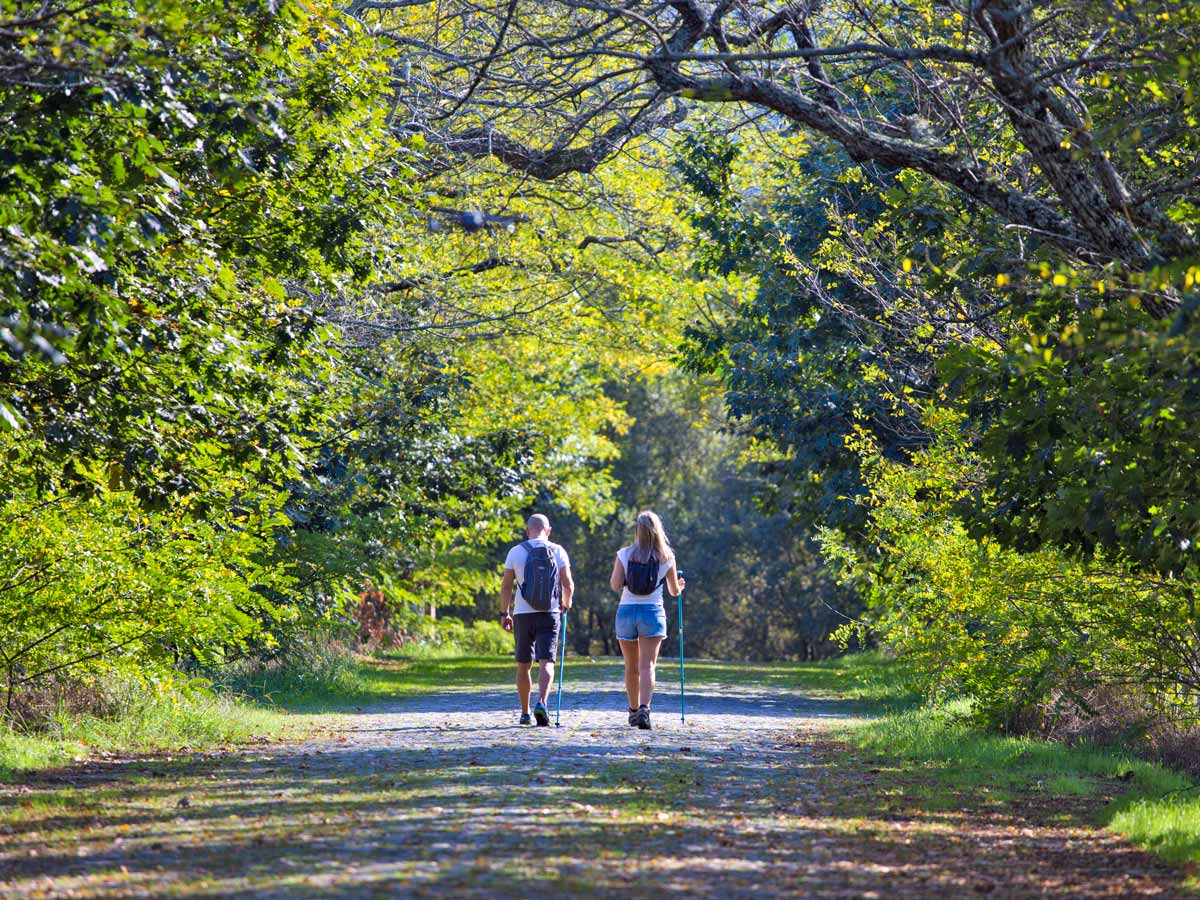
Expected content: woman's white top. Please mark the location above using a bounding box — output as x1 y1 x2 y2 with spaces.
616 545 675 606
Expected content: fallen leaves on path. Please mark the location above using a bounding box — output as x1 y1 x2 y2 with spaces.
0 681 1188 898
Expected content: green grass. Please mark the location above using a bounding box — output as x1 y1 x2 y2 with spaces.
5 648 1198 881
784 660 1200 878
765 650 921 709
0 688 295 779
0 651 514 777
1114 793 1200 866
266 653 514 710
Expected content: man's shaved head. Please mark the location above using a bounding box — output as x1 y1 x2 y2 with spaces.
526 514 550 536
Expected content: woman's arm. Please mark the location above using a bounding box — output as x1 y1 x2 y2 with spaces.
664 561 686 597
609 554 625 592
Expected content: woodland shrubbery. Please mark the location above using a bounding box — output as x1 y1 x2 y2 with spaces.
678 125 1200 757
4 0 1198 768
619 2 1199 753
355 588 508 656
0 0 700 730
820 416 1200 765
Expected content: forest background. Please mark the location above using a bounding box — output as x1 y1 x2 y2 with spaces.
2 0 1198 771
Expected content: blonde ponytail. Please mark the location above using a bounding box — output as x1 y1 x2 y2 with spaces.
632 510 671 563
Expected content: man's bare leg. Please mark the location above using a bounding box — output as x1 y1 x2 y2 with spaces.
516 662 533 714
537 660 554 705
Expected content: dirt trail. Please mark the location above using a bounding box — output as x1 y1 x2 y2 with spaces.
2 670 1186 898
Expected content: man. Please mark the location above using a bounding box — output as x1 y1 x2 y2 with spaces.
499 514 574 725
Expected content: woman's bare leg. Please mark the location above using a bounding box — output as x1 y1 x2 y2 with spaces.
637 635 665 708
618 639 640 710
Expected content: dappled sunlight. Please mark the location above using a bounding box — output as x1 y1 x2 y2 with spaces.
4 672 1183 898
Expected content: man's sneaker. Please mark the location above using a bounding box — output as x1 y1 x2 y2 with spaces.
533 701 550 726
519 712 532 726
628 707 638 726
635 704 651 730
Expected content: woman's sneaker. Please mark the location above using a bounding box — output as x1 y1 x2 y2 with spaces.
533 701 550 726
519 712 532 725
635 705 651 730
628 707 638 726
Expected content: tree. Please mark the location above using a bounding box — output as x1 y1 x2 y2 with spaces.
1 0 741 708
362 0 1200 592
360 0 1197 314
548 374 852 660
0 0 417 707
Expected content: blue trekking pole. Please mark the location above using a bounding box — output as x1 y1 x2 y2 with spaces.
677 571 686 724
555 606 569 727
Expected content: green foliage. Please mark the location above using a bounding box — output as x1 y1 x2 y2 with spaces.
1 0 398 498
0 0 409 714
677 131 911 534
549 373 852 661
671 12 1200 738
821 411 1200 732
213 632 365 707
0 477 291 717
947 301 1200 579
1 0 676 723
386 616 511 659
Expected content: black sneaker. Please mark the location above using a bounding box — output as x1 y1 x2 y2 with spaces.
533 702 550 726
628 707 638 726
636 705 651 730
519 712 532 726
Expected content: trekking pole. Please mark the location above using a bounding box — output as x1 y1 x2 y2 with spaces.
677 572 686 724
555 606 569 727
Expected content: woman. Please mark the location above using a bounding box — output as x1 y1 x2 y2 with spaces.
610 510 685 730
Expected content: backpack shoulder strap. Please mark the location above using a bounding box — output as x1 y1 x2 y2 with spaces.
517 541 532 592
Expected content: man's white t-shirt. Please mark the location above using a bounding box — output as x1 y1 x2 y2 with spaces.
616 545 675 606
505 539 571 615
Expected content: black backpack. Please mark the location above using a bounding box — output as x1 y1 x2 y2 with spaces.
519 541 560 612
625 550 664 596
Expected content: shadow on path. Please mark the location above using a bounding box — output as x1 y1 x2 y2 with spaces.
0 678 1185 898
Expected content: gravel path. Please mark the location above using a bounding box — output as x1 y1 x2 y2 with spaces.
2 664 1187 898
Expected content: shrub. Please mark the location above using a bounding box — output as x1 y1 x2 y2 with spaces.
384 616 510 659
349 577 510 658
211 631 362 704
1 672 284 775
0 487 290 723
822 412 1200 737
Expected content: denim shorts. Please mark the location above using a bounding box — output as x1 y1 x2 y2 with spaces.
615 604 667 641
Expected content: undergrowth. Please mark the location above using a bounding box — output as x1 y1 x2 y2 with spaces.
0 681 290 779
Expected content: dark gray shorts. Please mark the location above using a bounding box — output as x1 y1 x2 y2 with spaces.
513 611 560 663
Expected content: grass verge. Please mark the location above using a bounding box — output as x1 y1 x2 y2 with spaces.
0 688 294 779
796 657 1200 879
0 649 524 778
5 647 1197 882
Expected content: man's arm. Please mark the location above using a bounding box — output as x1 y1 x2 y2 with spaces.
559 566 574 612
500 568 516 631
